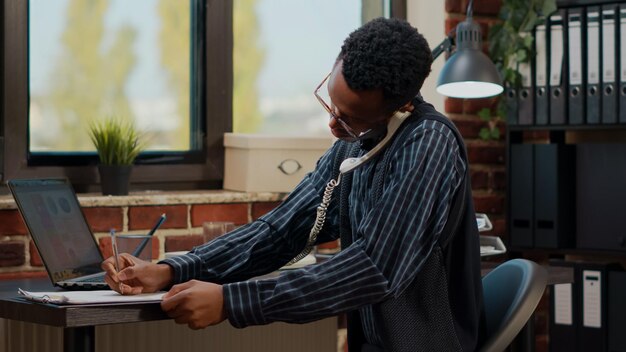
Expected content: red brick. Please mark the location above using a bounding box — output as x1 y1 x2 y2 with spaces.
99 236 160 260
129 205 187 230
0 241 25 267
490 218 507 235
472 194 505 214
0 271 47 280
0 210 28 236
191 203 249 227
445 17 462 36
83 207 123 233
464 97 497 114
470 169 489 189
492 170 507 190
472 0 502 16
29 240 43 266
251 202 281 220
165 235 205 252
467 143 505 164
451 118 483 139
444 97 464 114
445 0 465 13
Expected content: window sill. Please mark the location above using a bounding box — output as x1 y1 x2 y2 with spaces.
0 189 287 210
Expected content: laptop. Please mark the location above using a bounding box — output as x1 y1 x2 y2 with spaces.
8 178 109 290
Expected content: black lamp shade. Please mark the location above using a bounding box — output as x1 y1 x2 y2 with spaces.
436 17 503 99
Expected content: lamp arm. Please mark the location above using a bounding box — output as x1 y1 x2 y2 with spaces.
431 35 454 60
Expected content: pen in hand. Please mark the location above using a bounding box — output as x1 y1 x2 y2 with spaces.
110 228 120 272
131 213 167 257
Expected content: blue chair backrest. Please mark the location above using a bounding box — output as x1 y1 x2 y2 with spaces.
480 259 548 352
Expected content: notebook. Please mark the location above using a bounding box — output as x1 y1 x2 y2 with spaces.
8 178 109 290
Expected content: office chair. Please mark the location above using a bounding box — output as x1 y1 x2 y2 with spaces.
480 259 548 352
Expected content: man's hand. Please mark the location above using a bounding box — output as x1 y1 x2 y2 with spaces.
101 253 173 295
160 280 227 330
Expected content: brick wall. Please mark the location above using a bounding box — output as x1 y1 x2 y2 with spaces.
0 193 282 280
445 1 550 351
444 0 506 239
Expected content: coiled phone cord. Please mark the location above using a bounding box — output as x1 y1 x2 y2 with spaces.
286 173 342 265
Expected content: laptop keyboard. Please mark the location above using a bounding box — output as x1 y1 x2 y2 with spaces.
76 276 105 283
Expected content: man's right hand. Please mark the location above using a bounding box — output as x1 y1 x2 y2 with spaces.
101 253 173 295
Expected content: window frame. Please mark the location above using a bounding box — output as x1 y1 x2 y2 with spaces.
1 0 232 192
1 0 406 193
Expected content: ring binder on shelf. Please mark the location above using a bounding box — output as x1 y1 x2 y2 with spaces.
550 10 567 125
619 4 626 123
586 7 601 124
601 5 618 124
505 84 519 125
535 24 550 125
518 34 534 125
568 8 585 125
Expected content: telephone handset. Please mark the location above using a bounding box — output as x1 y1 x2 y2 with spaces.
339 110 412 174
286 109 412 265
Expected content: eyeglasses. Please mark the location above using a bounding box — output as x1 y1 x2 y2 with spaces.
314 73 368 141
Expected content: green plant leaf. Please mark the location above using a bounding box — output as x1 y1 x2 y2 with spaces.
88 117 145 165
479 128 492 141
478 108 492 121
491 128 501 140
540 0 558 18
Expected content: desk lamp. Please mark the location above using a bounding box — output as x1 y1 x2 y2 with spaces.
431 0 503 99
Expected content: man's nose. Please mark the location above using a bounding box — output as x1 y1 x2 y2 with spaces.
328 115 339 129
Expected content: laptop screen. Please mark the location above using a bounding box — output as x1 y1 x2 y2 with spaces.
8 179 104 283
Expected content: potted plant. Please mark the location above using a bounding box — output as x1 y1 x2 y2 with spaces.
88 118 145 195
481 0 557 139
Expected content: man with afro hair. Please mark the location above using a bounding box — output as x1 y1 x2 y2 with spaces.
103 17 485 352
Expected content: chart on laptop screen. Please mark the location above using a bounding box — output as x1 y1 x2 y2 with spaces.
11 180 103 281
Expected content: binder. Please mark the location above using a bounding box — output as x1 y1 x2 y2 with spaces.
518 38 534 125
510 144 533 248
504 83 518 125
579 263 614 352
549 260 579 352
619 4 626 123
549 10 567 125
576 143 626 252
535 24 549 125
601 5 618 124
533 144 575 248
608 271 626 351
586 7 601 124
568 8 585 125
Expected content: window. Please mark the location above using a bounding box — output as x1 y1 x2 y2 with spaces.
232 0 402 136
28 0 206 167
1 0 405 192
29 0 193 154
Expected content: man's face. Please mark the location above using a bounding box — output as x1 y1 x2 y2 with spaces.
324 61 392 141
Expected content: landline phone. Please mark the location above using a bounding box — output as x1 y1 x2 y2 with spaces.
287 110 412 264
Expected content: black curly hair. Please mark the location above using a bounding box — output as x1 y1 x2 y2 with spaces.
338 17 432 112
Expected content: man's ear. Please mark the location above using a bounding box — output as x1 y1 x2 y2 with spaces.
398 102 415 113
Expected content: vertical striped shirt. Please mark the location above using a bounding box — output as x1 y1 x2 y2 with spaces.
161 118 465 345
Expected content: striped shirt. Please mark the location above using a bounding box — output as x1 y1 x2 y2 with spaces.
161 118 465 345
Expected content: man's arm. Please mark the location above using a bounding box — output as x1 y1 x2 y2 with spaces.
160 143 343 285
223 121 465 327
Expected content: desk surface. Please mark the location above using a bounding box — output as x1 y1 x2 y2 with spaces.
0 278 168 327
0 263 574 329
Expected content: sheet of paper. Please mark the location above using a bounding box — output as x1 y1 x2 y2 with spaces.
18 288 165 305
583 270 602 328
554 283 573 325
